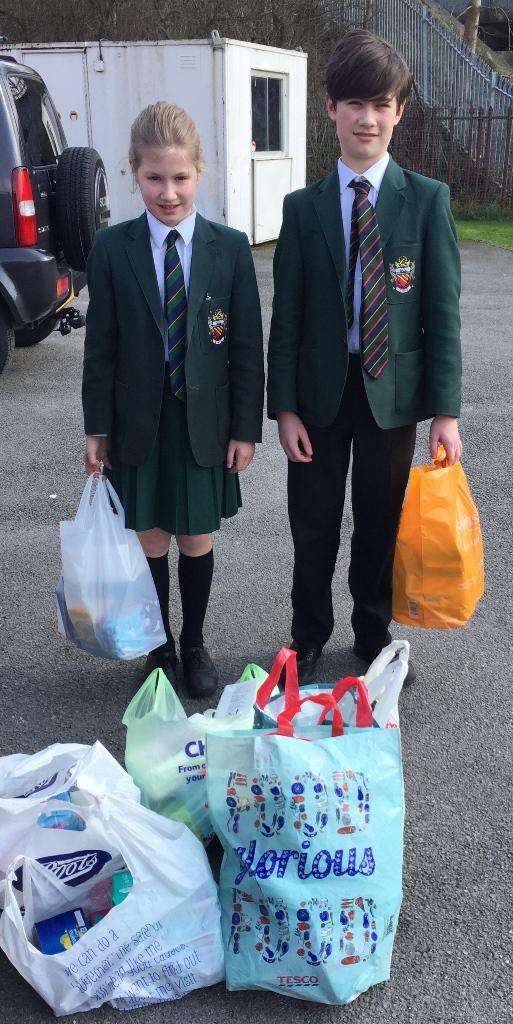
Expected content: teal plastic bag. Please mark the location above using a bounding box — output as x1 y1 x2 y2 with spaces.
206 680 404 1004
123 664 268 844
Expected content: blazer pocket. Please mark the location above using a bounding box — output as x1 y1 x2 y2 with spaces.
395 349 425 413
215 382 230 442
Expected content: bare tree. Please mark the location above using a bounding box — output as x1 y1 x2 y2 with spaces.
463 0 481 52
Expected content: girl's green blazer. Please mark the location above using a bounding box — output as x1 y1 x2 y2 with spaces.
83 212 264 468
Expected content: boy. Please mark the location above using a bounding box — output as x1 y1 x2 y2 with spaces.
267 29 463 685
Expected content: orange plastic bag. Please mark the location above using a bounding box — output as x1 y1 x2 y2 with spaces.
392 449 484 628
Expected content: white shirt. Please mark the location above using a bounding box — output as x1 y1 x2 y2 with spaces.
146 207 196 359
337 153 390 353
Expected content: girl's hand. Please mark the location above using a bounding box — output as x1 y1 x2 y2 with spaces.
84 435 112 475
226 440 255 473
429 416 463 466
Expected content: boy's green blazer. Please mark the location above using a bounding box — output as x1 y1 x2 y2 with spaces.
82 212 264 467
267 158 462 428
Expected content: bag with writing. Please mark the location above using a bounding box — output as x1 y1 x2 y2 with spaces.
0 793 224 1016
207 681 404 1004
393 449 485 628
123 664 268 844
0 742 140 908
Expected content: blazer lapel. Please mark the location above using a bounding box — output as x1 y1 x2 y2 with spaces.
186 214 216 340
313 168 346 303
124 213 164 334
376 158 407 249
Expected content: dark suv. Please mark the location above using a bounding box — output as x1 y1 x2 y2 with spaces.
0 54 109 373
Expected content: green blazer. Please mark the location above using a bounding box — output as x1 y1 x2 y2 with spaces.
82 212 264 467
267 158 462 429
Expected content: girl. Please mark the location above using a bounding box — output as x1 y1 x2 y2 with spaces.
82 102 264 698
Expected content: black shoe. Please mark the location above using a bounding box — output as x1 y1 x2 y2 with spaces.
290 642 323 685
352 639 416 687
143 645 179 686
181 645 219 699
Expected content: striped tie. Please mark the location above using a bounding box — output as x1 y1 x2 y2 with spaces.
347 178 389 379
165 229 187 399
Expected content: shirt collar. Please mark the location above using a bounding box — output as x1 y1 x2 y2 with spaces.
145 206 197 247
337 152 390 194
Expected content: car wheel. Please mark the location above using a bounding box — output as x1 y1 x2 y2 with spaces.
55 147 110 272
14 315 57 348
0 304 14 374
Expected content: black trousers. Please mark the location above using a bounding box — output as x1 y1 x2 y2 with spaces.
288 355 417 651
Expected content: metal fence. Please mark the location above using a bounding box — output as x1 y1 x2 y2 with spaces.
313 0 513 205
394 102 513 204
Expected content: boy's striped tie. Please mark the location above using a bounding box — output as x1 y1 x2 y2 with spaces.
347 178 389 379
165 229 187 399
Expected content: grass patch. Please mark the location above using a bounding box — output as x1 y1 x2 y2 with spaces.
455 218 513 251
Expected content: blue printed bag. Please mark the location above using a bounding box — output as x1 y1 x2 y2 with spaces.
206 680 404 1004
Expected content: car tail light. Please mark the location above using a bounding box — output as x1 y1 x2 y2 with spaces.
12 167 38 246
56 275 71 298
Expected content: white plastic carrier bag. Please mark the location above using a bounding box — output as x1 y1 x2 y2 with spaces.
0 742 139 906
58 475 166 659
0 794 224 1016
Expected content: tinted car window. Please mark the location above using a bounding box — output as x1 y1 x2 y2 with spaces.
8 75 64 166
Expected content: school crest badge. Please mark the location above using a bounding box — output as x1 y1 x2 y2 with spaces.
208 308 228 345
389 257 416 294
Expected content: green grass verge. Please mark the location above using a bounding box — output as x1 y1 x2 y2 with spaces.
455 218 513 251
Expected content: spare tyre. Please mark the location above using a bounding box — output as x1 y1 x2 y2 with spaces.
55 147 110 272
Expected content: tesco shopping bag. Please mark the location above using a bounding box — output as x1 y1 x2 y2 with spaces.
0 742 139 906
393 448 485 628
254 644 409 732
58 475 166 659
123 663 268 844
0 794 224 1016
207 681 404 1004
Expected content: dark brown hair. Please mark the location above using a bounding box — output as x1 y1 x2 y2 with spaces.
326 29 413 106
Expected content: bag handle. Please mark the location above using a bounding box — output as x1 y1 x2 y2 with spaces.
276 692 344 738
254 647 299 709
74 473 97 523
103 476 125 519
74 474 125 527
433 444 457 469
319 675 374 728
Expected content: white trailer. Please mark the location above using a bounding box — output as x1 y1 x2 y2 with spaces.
2 35 307 243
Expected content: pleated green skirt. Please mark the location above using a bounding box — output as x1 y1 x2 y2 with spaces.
110 384 241 535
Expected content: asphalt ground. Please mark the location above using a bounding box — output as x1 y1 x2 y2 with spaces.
0 240 511 1024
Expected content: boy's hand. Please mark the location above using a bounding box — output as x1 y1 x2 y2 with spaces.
277 411 313 463
84 435 112 475
429 416 463 466
226 440 255 473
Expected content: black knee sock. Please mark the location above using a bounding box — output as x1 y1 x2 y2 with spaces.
146 553 175 652
178 548 214 650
